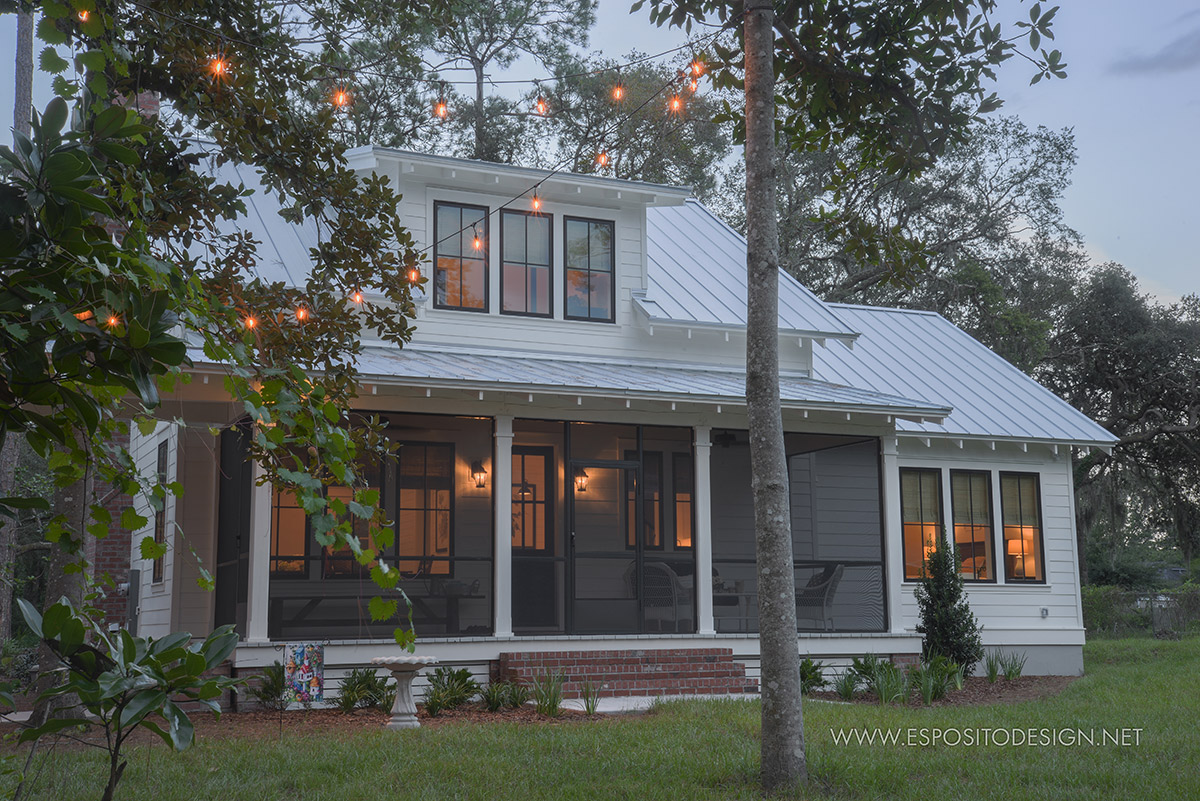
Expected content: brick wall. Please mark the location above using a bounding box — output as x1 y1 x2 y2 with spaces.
498 648 758 698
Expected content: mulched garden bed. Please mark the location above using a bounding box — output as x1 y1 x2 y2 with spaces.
807 674 1078 707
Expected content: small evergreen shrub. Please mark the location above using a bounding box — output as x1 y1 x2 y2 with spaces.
799 658 828 695
481 681 509 712
1000 651 1028 680
335 667 395 713
848 654 884 688
251 661 289 711
871 662 909 705
580 680 602 715
424 667 480 712
914 526 984 675
909 655 956 705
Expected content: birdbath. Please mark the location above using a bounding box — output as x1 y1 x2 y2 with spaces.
371 656 438 730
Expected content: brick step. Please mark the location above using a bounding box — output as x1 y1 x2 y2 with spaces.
497 648 759 698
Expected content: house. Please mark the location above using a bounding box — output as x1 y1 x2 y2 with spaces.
126 148 1116 697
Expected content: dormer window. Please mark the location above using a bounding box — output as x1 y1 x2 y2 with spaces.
501 209 552 317
564 216 615 323
434 201 489 312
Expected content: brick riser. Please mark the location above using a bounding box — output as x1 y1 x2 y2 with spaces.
498 648 758 698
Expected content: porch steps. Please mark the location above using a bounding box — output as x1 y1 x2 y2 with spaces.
497 648 759 698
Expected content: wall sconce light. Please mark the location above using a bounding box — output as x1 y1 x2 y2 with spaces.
573 467 589 493
471 460 488 489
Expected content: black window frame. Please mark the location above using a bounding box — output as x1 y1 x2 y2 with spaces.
433 200 490 313
511 445 555 553
999 471 1048 584
394 440 457 578
672 451 695 550
900 466 944 582
949 469 997 583
499 208 554 318
563 215 616 323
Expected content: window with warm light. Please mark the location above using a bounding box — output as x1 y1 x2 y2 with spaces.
500 209 552 317
1000 472 1044 582
951 470 995 581
564 216 614 322
270 488 308 576
625 450 663 549
396 442 453 576
321 459 383 579
433 201 488 311
901 467 942 580
672 452 694 549
512 447 552 551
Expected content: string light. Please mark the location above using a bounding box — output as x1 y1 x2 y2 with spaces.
433 97 448 119
688 77 699 92
209 54 230 81
350 290 364 304
595 148 610 168
471 225 483 251
690 58 705 77
534 94 548 116
611 82 625 102
668 94 683 114
78 10 89 22
105 314 120 329
244 315 257 329
407 266 421 283
331 86 352 110
530 191 542 213
295 305 309 322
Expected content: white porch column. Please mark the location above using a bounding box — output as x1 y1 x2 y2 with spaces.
493 416 514 638
881 435 906 634
245 460 272 643
694 425 715 635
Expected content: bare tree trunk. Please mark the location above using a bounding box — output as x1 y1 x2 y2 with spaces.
14 9 34 140
473 61 485 160
744 0 805 792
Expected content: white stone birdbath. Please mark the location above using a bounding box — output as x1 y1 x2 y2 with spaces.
371 656 439 730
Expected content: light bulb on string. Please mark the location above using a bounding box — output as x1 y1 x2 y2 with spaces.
244 315 258 330
407 266 421 284
295 305 310 323
350 290 364 305
433 95 448 119
331 86 352 110
611 82 625 102
105 314 120 329
471 224 483 251
595 148 610 168
668 94 684 114
688 77 699 93
534 95 548 116
530 191 542 213
690 58 705 77
209 53 231 82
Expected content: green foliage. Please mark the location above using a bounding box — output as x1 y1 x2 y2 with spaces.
481 681 509 712
798 657 827 695
335 667 395 713
832 669 859 701
251 662 289 712
847 653 884 688
1000 651 1028 680
505 681 531 708
17 598 240 801
869 662 910 706
984 650 1002 683
580 680 602 716
531 670 565 717
908 655 958 705
423 666 480 714
914 527 985 675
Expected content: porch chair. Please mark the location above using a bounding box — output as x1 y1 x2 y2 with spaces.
626 562 692 632
795 564 843 632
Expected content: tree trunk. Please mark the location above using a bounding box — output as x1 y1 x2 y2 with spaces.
473 61 485 160
744 0 806 792
14 9 34 140
0 437 21 642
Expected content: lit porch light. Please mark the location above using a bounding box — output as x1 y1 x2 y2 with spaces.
470 460 488 489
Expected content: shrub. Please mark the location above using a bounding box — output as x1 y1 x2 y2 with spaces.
848 654 884 688
914 526 984 674
580 680 602 715
799 658 828 695
984 650 1002 683
532 670 564 717
832 670 860 701
336 667 395 713
481 681 509 712
910 655 956 705
1000 651 1027 680
252 661 289 712
424 667 480 712
506 681 531 708
871 662 909 705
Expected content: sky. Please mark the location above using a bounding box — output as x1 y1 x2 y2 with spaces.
2 0 1196 302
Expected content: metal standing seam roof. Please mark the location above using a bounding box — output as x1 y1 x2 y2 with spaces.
188 345 945 418
642 201 860 341
814 304 1117 446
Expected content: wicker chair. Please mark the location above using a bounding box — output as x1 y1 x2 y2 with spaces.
795 564 843 631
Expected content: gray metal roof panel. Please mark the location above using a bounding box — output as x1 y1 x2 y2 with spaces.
818 304 1116 445
644 201 860 339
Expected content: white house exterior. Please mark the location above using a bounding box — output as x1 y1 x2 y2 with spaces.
127 149 1115 696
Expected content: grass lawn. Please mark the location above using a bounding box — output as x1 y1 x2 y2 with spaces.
6 637 1196 800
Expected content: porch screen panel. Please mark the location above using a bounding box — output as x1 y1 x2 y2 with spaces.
951 470 994 581
1000 472 1045 582
564 217 614 322
267 414 494 641
901 467 942 580
512 422 566 635
434 202 488 311
711 430 885 633
501 210 552 316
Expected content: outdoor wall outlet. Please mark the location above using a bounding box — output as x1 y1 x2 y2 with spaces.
1040 607 1049 618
